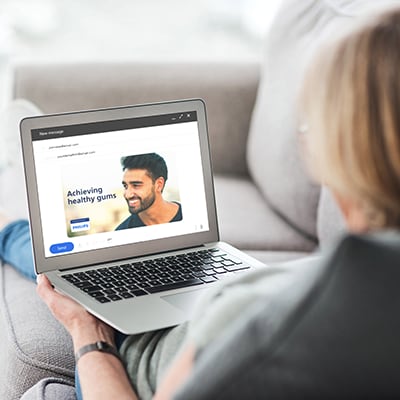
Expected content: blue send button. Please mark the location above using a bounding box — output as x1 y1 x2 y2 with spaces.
50 242 74 254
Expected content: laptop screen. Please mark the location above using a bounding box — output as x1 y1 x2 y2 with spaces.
21 101 218 272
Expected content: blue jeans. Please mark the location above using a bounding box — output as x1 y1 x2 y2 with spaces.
0 220 36 280
0 220 127 400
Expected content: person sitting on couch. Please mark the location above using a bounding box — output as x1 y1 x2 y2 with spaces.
2 6 400 400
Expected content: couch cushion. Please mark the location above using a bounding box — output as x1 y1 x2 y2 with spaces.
20 378 75 400
247 0 381 242
0 99 42 219
214 174 316 252
0 265 75 400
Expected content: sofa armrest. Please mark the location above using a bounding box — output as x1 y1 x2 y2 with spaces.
12 62 259 176
0 264 75 400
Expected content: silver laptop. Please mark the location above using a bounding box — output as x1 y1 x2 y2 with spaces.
20 99 265 334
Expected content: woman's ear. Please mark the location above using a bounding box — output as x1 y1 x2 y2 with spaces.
331 189 369 233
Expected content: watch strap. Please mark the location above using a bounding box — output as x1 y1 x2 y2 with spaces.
75 341 123 365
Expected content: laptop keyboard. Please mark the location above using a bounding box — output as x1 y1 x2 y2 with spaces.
61 248 250 303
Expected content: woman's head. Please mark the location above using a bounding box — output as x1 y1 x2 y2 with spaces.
301 8 400 231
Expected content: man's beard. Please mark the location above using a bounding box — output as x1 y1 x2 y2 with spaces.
127 190 156 214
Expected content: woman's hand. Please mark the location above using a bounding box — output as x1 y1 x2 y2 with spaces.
37 274 137 400
36 274 115 347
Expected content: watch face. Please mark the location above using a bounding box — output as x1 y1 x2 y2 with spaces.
96 341 113 351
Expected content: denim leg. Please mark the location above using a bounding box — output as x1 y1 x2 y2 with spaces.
115 331 128 348
75 367 83 400
0 220 36 281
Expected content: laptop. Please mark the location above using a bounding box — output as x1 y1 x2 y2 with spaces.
20 99 265 334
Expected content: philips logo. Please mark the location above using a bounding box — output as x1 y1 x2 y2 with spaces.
70 217 90 233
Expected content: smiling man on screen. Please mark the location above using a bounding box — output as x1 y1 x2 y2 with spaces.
115 153 182 230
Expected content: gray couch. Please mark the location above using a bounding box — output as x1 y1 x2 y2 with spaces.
3 0 397 398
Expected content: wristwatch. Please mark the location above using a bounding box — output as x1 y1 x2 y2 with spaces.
75 341 124 365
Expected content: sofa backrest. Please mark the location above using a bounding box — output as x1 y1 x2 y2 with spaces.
247 0 400 247
12 62 259 177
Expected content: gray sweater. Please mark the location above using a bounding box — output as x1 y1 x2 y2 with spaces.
119 254 323 399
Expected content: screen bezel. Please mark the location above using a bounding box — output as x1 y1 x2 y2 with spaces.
20 99 219 273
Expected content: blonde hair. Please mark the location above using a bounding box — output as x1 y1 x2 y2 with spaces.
301 8 400 229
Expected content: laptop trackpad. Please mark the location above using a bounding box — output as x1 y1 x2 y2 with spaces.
162 288 205 313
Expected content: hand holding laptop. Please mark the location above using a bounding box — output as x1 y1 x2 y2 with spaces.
36 274 108 341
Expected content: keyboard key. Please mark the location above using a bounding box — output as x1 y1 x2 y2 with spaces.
62 274 79 283
83 285 103 293
124 284 139 291
171 275 185 282
101 283 114 289
143 278 204 294
213 267 227 274
91 278 105 285
131 289 148 296
181 274 196 280
224 256 244 265
160 278 174 284
75 272 90 280
75 281 93 288
224 264 250 272
88 291 105 298
96 297 111 303
204 269 216 276
212 262 224 268
120 292 135 299
201 276 217 283
109 294 123 301
115 286 130 294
